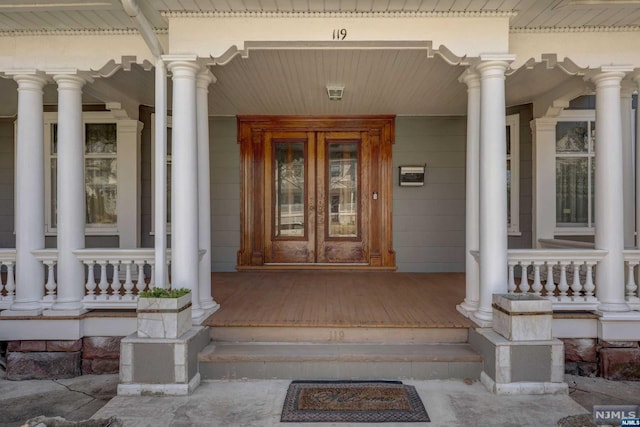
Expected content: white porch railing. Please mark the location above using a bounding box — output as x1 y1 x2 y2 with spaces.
507 249 608 310
0 249 16 309
623 250 640 310
31 248 172 309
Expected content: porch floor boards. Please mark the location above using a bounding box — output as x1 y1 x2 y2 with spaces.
207 271 470 328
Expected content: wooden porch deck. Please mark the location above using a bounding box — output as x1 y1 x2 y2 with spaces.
206 271 471 328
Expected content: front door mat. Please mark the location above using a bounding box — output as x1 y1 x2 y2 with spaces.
281 380 430 423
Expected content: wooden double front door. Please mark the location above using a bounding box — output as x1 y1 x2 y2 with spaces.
237 116 396 269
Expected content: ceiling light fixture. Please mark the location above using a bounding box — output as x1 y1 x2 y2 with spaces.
326 85 344 101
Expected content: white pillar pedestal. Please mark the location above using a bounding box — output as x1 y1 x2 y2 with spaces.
457 70 481 317
470 56 514 327
634 74 640 249
5 73 47 315
166 56 204 320
48 74 88 314
591 68 631 313
196 69 219 316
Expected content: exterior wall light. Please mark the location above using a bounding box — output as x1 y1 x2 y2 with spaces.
326 85 344 101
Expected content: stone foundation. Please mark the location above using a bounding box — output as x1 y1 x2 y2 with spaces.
4 337 123 380
560 338 640 380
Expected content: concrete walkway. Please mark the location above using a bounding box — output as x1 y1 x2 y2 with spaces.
2 373 639 426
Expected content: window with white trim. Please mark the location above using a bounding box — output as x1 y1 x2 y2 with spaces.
506 113 520 235
44 111 141 246
555 111 595 232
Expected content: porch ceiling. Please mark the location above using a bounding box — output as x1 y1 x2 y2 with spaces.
0 48 578 117
0 0 598 117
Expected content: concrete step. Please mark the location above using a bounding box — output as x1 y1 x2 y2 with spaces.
198 342 482 380
210 325 469 344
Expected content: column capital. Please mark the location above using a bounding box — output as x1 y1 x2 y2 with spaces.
196 68 216 89
587 67 630 87
52 73 89 89
458 69 480 88
475 55 514 79
166 60 201 79
530 117 559 132
12 73 48 92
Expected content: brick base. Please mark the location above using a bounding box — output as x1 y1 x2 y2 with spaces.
5 337 123 380
561 338 640 380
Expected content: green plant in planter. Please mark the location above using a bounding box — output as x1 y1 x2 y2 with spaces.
139 287 191 298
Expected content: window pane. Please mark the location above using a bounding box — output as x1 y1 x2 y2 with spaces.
85 123 117 153
51 159 57 228
556 122 588 153
507 159 511 225
556 157 589 226
328 142 358 238
52 124 58 154
274 142 305 237
167 162 172 224
167 128 172 156
85 158 117 225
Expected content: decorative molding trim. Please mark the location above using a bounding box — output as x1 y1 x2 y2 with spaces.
162 10 516 19
511 25 640 33
0 28 168 37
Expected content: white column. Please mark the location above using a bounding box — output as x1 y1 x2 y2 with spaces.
621 86 635 249
636 74 640 248
167 57 203 319
470 56 513 327
50 74 87 313
196 69 219 312
7 73 47 315
591 68 631 312
154 58 168 288
457 70 480 317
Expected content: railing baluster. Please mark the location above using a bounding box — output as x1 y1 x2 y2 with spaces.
626 261 638 300
508 261 517 293
98 261 109 298
5 261 15 299
112 261 122 299
149 262 156 289
44 260 56 299
135 261 145 294
531 261 542 295
584 262 596 299
544 261 555 298
85 260 96 297
557 262 569 298
123 262 134 296
571 261 583 300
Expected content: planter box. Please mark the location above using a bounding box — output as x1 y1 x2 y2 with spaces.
137 293 192 339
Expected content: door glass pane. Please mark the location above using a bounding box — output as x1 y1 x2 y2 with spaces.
274 142 305 237
51 159 57 228
556 157 588 226
328 142 358 238
85 158 117 225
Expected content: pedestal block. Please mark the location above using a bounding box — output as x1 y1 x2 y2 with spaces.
118 326 210 396
492 294 553 341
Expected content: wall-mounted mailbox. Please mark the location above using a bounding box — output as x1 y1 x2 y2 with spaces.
399 165 426 187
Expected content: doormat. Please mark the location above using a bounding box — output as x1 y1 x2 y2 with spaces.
280 380 430 423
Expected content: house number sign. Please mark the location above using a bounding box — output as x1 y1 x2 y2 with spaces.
332 28 348 40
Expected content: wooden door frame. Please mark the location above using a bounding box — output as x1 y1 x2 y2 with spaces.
236 116 396 270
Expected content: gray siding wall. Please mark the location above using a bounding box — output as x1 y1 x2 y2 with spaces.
0 119 15 248
209 117 240 272
393 116 466 272
507 104 533 249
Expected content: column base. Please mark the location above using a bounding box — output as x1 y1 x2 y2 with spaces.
199 299 219 311
456 300 479 318
597 310 640 341
192 305 220 326
44 308 88 317
50 300 86 313
470 309 493 328
597 301 631 312
1 308 43 317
